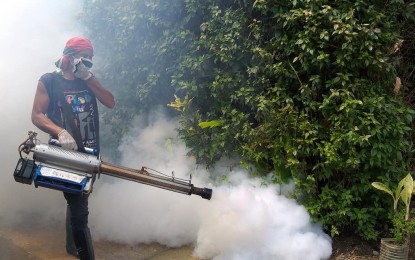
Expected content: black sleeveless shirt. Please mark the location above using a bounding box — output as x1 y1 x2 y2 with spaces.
39 72 100 152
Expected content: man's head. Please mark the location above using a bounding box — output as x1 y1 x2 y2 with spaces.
56 36 94 71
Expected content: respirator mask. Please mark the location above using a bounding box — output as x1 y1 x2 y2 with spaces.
72 57 93 73
72 57 93 80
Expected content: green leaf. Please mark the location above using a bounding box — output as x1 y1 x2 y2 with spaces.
399 174 414 220
199 120 223 129
372 182 393 198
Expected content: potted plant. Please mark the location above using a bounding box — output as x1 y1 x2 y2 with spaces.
371 173 415 260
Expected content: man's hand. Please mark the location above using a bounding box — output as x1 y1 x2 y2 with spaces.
58 129 78 150
74 58 93 80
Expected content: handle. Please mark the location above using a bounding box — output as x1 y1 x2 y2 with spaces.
49 139 97 155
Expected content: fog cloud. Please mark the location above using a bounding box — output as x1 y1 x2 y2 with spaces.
90 111 332 260
0 0 83 224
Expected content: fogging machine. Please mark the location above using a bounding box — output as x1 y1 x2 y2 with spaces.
14 131 212 200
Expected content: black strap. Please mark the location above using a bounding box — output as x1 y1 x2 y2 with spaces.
59 96 86 153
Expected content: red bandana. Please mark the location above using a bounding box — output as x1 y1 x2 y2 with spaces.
63 37 94 55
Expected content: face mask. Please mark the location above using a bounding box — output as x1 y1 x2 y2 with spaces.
72 57 93 73
72 57 81 73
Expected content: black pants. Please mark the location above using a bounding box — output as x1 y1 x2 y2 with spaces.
64 192 89 231
64 192 94 260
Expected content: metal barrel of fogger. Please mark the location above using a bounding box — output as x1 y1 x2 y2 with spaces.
100 162 212 200
33 144 100 176
33 144 212 200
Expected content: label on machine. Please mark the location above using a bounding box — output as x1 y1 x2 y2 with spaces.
33 164 93 195
39 167 86 183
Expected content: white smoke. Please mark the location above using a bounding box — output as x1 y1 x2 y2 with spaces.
90 111 333 260
0 0 83 224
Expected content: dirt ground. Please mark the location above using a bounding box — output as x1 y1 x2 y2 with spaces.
0 224 414 260
0 224 197 260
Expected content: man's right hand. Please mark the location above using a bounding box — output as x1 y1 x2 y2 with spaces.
74 58 93 81
58 129 78 150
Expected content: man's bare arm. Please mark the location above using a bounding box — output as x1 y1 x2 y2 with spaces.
31 81 64 136
86 76 115 108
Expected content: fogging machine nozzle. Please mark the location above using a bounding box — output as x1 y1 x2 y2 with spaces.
192 186 213 200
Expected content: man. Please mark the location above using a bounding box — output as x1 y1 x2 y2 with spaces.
31 36 115 259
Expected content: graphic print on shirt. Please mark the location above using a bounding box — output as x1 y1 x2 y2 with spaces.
64 90 97 149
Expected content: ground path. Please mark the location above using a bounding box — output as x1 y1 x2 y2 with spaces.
0 224 197 260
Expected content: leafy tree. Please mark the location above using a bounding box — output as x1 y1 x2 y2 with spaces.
170 0 415 239
81 0 194 158
81 0 415 240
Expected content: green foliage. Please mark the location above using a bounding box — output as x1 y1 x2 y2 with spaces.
80 0 415 241
391 210 415 244
80 0 195 158
372 173 415 244
170 0 415 239
372 174 414 214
